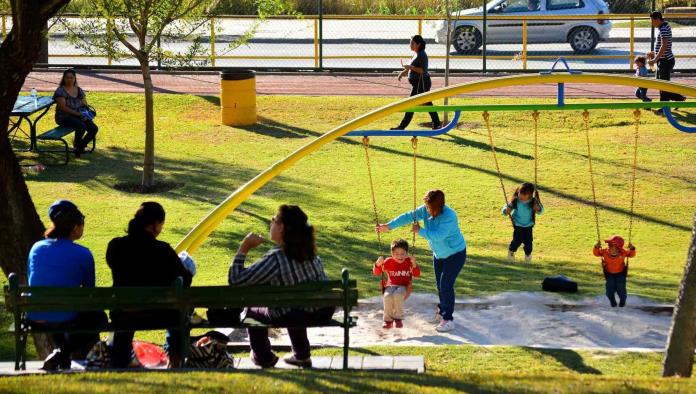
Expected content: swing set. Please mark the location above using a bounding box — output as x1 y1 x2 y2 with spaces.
345 59 691 283
173 62 696 273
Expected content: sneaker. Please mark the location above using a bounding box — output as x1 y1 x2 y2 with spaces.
435 320 455 332
524 254 532 263
382 321 393 329
284 355 312 368
432 122 442 130
395 319 403 328
507 250 515 263
654 109 664 116
389 126 404 131
250 350 279 368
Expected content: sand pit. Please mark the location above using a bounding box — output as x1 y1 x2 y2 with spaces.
241 292 673 351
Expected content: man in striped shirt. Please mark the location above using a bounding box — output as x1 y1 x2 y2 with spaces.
648 11 686 110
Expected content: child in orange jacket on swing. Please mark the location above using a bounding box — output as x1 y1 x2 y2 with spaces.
593 235 636 307
374 239 420 329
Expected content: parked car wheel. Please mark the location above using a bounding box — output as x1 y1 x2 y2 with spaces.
568 26 599 54
452 26 482 54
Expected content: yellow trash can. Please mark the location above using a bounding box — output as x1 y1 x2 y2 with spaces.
220 70 256 126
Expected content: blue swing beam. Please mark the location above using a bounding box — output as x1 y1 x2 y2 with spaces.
348 57 694 137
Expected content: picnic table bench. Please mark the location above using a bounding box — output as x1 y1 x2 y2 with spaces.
4 269 358 371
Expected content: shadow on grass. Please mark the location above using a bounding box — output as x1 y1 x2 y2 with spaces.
527 347 602 375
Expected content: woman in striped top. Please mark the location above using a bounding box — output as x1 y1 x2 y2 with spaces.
648 11 686 108
228 205 333 369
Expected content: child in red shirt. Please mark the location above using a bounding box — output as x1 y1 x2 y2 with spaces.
593 235 636 307
374 239 420 329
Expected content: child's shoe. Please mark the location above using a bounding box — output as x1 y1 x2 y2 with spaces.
382 321 393 329
435 320 455 332
395 319 403 328
507 251 515 263
524 254 532 263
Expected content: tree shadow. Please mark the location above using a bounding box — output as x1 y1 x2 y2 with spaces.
432 133 533 160
526 347 602 375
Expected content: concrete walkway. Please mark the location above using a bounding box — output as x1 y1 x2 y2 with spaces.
22 70 696 98
0 355 425 375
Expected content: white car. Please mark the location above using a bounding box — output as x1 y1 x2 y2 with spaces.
435 0 612 54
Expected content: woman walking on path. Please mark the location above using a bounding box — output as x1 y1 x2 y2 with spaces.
376 190 466 332
391 35 442 130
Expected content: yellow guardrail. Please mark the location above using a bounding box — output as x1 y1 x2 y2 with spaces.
4 13 695 69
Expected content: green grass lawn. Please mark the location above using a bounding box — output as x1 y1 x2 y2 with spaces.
2 92 695 389
1 346 696 392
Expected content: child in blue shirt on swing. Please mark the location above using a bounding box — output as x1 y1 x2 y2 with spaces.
502 182 544 263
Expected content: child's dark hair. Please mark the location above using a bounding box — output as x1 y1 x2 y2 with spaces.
635 55 646 65
277 204 316 262
127 202 165 236
411 35 426 50
391 238 409 252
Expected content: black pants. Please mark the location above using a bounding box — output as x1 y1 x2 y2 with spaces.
398 76 441 129
57 115 99 153
509 226 534 256
605 271 627 307
635 87 649 101
110 310 182 368
656 58 686 102
31 311 108 360
246 307 335 364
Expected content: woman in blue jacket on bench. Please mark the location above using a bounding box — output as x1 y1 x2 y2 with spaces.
27 200 107 371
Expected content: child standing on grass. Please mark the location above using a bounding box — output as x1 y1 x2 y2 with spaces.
374 239 420 329
502 182 543 263
593 235 636 308
634 55 652 102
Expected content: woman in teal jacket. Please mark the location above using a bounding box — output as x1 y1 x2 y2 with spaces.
376 190 466 332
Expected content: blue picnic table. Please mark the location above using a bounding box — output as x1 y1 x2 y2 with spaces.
9 95 55 152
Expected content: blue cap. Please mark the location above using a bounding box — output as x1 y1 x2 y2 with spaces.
47 200 79 221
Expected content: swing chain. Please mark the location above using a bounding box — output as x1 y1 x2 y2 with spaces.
532 110 540 191
628 109 641 249
411 136 418 248
483 111 513 225
362 136 384 254
583 110 602 246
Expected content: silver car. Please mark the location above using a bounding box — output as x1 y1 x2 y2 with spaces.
435 0 612 54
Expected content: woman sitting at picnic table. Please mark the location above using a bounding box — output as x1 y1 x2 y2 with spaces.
27 200 107 371
106 202 193 369
228 204 334 369
53 69 98 157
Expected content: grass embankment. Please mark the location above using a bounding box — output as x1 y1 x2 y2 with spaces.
1 346 696 392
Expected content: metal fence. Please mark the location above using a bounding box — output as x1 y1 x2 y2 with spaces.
1 12 695 72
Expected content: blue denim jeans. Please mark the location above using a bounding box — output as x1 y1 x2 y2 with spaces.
433 249 466 321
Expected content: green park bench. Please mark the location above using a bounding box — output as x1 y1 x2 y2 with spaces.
37 126 96 165
4 269 358 371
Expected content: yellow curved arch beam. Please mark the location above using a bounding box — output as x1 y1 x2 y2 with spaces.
175 73 696 253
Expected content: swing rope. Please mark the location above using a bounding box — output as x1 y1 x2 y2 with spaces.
628 109 640 246
411 136 418 248
483 111 513 224
533 110 540 192
362 136 384 255
583 110 602 246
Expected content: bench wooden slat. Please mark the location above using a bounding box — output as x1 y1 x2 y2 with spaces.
37 126 75 140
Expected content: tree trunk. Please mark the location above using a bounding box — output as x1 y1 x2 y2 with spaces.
140 60 156 190
0 0 70 359
37 21 49 64
663 211 696 377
